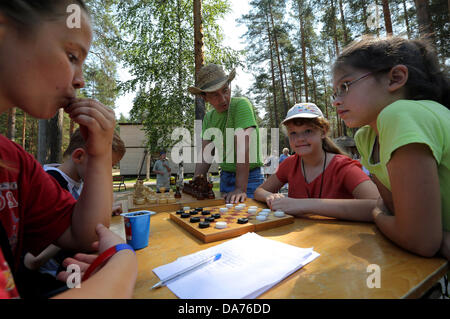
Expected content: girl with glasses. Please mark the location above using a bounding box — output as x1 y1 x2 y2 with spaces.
332 36 450 260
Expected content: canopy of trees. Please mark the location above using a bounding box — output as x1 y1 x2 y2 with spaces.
1 0 447 160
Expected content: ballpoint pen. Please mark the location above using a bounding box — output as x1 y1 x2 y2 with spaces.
151 253 222 289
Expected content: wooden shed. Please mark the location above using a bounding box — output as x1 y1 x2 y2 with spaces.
118 123 218 177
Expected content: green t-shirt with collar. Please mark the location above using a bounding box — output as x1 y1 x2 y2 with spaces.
355 99 450 231
201 97 263 172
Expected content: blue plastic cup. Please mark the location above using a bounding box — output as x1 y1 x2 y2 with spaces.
120 210 156 250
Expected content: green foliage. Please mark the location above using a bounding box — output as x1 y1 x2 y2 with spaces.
81 0 120 109
239 0 448 141
111 0 241 153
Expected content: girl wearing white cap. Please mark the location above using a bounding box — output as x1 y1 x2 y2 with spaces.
254 103 380 221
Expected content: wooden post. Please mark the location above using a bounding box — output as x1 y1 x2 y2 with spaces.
194 0 205 121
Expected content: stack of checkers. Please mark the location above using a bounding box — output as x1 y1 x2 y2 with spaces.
169 203 294 243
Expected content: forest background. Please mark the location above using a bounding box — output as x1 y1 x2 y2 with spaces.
0 0 447 163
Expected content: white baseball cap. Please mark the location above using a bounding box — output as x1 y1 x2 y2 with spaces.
281 103 324 125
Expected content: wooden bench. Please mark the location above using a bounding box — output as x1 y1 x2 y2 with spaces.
113 175 126 191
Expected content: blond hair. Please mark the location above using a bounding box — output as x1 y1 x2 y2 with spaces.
64 128 126 160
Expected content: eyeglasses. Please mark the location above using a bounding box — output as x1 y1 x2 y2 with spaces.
332 72 373 100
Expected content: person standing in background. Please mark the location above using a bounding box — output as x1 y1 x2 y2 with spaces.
153 151 171 192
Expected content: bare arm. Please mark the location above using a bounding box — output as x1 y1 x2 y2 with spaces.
254 174 285 206
56 99 115 252
225 127 254 203
373 143 442 257
268 179 379 222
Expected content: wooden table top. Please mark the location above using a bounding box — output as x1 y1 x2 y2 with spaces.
109 198 448 299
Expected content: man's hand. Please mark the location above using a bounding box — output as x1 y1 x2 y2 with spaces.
225 188 247 204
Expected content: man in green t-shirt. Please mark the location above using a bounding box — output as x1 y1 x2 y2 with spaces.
188 64 264 203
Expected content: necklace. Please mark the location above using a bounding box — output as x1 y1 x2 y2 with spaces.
301 151 327 199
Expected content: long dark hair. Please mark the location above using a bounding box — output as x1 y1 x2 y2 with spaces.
333 36 449 109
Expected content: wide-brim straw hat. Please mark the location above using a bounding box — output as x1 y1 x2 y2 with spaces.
188 64 236 95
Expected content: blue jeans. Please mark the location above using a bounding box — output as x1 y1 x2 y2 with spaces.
220 167 264 198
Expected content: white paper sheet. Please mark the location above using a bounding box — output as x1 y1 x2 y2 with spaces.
152 232 320 299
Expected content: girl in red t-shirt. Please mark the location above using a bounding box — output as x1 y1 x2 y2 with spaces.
254 103 380 221
0 1 137 298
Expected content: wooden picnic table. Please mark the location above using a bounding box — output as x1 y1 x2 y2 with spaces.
109 198 448 299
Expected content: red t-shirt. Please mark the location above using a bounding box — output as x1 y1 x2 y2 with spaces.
0 249 19 299
0 135 75 271
276 153 370 199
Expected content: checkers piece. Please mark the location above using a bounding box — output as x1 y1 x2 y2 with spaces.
176 210 184 215
274 211 285 217
181 212 190 218
189 210 198 215
195 207 203 212
201 210 211 215
190 216 201 223
204 216 215 223
212 214 221 219
215 221 227 229
199 221 210 229
237 218 249 224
